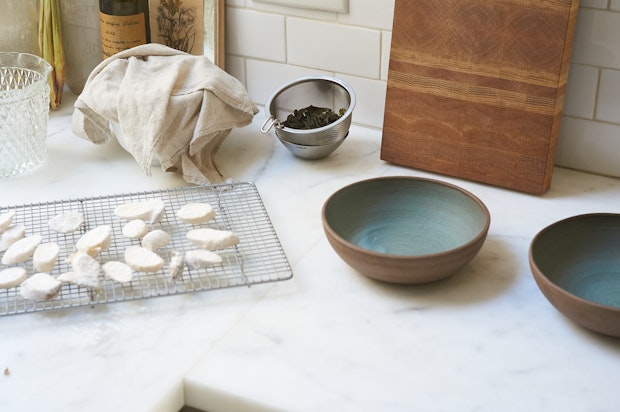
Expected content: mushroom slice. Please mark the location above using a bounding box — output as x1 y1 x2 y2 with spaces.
56 271 77 284
102 261 134 283
20 273 61 301
67 251 101 288
122 219 148 239
114 199 165 223
176 203 216 225
33 242 60 272
2 234 43 265
124 246 164 272
168 250 184 281
186 228 239 250
185 249 222 270
75 225 112 252
0 224 25 252
0 267 27 289
48 211 84 234
141 229 170 251
0 210 16 233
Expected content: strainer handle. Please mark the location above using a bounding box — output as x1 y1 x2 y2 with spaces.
260 116 282 133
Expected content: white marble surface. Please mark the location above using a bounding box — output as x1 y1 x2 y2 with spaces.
2 91 620 412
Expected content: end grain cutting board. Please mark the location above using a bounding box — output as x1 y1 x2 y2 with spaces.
381 0 580 194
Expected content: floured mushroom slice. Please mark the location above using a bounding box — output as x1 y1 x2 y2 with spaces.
168 251 184 281
186 228 239 251
0 267 27 289
176 203 216 225
56 271 77 284
2 234 43 265
20 273 62 301
141 229 170 251
114 199 165 224
124 246 164 272
185 249 222 270
75 225 112 255
102 261 134 283
122 219 148 239
0 210 16 233
33 242 60 272
64 251 101 288
0 224 25 252
48 211 84 234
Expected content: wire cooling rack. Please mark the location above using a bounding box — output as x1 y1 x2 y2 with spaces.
0 182 293 316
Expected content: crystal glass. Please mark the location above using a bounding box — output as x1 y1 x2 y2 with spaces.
0 52 52 178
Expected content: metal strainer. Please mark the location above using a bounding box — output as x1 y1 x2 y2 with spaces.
260 76 355 147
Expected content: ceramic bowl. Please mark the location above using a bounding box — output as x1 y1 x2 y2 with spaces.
529 214 620 337
322 176 491 284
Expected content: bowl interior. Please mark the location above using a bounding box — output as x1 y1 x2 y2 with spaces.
531 214 620 309
324 177 489 257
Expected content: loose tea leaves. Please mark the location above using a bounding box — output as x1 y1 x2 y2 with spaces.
283 105 345 129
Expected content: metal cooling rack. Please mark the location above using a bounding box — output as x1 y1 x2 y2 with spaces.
0 181 293 316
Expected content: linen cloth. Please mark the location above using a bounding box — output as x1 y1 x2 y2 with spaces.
72 44 258 184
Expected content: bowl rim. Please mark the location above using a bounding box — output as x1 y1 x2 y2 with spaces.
321 176 491 259
529 212 620 313
263 75 356 135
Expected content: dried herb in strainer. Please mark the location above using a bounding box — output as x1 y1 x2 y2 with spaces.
283 105 346 129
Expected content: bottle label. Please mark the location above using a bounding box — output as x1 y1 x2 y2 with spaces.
100 11 147 59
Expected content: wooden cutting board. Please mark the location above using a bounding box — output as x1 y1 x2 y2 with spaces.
381 0 580 194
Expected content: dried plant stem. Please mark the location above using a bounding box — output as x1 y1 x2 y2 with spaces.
38 0 65 110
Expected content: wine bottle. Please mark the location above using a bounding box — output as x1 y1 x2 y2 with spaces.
99 0 150 59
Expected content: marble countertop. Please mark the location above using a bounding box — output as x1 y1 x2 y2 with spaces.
2 92 620 412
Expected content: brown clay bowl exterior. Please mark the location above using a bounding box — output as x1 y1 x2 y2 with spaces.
529 214 620 338
322 176 490 284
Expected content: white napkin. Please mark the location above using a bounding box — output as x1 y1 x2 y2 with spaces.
71 44 258 184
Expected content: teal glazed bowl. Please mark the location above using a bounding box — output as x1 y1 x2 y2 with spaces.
530 214 620 338
322 176 490 284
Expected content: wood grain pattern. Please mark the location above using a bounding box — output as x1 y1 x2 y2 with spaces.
381 0 580 194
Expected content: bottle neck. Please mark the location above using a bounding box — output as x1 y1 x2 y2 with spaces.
100 0 144 16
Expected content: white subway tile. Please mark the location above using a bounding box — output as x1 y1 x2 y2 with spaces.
245 59 332 106
286 17 381 78
563 64 598 119
253 0 346 13
381 31 391 81
595 68 620 123
247 0 338 20
337 0 395 30
338 74 387 129
571 8 620 69
557 116 620 176
225 55 247 86
580 0 609 8
226 0 245 7
226 8 286 61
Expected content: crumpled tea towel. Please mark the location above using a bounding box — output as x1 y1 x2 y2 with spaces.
71 43 258 184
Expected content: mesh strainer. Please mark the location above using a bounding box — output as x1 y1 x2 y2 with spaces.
260 76 355 147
